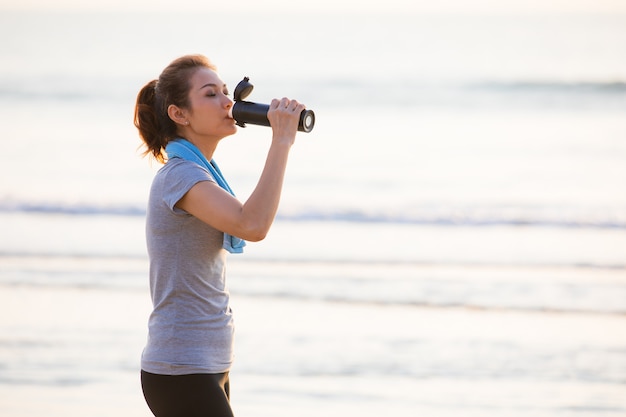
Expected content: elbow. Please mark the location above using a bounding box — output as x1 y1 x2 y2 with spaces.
235 210 275 242
238 222 270 242
245 230 268 242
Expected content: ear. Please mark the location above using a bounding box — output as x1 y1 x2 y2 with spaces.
167 104 188 126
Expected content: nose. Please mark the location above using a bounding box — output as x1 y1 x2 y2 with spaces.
224 95 233 109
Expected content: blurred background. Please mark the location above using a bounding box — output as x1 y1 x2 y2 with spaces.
0 1 625 416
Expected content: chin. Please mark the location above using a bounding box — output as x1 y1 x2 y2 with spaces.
222 125 238 138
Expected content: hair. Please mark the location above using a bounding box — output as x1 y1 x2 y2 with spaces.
134 54 217 162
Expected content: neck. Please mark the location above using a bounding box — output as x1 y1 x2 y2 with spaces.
182 134 219 161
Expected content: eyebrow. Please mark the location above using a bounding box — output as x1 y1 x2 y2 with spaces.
199 83 227 90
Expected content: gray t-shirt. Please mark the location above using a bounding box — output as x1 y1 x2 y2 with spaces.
141 158 234 375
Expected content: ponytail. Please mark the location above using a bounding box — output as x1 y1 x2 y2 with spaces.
134 80 167 162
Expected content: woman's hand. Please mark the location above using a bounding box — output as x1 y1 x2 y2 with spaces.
267 97 306 146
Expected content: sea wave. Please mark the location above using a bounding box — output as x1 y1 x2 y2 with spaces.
1 254 624 316
470 80 626 94
234 292 626 317
332 78 626 109
0 200 146 217
1 76 625 110
277 207 626 230
0 199 624 230
0 78 135 102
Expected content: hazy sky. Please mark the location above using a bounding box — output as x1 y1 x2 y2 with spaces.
2 0 626 14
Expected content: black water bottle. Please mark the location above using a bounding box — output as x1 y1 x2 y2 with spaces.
231 77 315 133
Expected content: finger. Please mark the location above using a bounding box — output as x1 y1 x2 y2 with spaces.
294 102 305 113
270 98 281 109
287 99 300 112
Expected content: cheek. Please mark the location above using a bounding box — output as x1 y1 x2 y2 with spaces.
191 103 217 122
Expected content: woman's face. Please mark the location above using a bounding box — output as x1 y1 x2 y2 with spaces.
185 67 237 140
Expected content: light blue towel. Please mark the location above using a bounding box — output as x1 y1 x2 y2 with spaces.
165 138 246 254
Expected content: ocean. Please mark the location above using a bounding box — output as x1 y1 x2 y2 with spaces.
0 9 625 417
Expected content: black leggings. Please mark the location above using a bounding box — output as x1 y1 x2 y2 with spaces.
141 370 234 417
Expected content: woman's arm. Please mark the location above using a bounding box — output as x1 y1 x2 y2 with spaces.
176 97 305 242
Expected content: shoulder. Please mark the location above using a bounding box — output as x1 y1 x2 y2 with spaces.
151 159 217 210
158 158 216 184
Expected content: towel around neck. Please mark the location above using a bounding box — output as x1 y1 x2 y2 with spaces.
165 138 246 254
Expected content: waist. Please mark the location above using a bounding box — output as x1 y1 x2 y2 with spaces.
142 317 235 374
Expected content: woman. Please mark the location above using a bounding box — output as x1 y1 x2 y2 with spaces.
134 54 305 417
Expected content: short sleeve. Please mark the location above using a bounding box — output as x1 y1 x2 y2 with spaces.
160 159 216 212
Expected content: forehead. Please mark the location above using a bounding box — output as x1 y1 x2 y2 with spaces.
190 67 224 89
